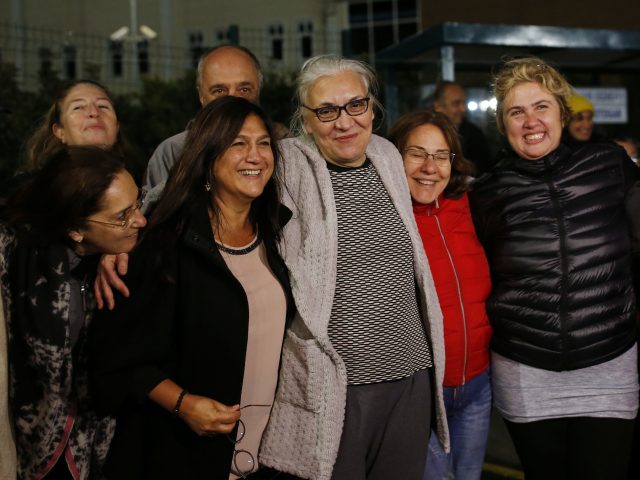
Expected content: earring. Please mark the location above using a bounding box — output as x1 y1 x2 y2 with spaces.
205 182 211 192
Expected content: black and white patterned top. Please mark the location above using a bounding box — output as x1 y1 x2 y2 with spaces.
326 160 433 385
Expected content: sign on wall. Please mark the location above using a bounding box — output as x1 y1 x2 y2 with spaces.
574 87 628 124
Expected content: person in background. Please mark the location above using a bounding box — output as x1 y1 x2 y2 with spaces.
143 44 288 196
0 146 146 479
471 57 639 480
25 80 124 168
432 81 493 175
256 55 448 480
389 110 492 480
0 80 134 201
90 97 295 480
563 93 599 146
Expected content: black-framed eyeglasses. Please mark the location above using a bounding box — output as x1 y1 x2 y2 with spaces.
404 147 455 168
85 189 146 230
303 97 370 122
227 404 272 479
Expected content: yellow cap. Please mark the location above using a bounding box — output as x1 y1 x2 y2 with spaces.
568 94 594 115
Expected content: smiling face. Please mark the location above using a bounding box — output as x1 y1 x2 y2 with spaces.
198 47 260 106
52 83 119 149
303 70 374 168
212 113 274 209
70 170 146 255
503 81 563 161
568 110 594 142
403 124 452 205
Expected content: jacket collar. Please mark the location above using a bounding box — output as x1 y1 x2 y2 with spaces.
495 143 572 177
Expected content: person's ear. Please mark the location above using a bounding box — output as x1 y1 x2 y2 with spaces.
52 123 66 143
68 230 83 244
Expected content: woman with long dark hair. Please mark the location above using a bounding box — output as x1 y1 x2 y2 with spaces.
90 96 294 479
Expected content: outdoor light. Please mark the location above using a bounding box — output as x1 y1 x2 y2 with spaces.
468 101 478 111
480 100 490 111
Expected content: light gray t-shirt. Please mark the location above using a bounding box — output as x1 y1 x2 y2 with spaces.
492 344 639 423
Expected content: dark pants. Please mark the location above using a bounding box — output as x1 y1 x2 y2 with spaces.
505 416 636 480
330 368 432 480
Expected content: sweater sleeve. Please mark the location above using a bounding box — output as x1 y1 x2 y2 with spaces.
88 236 178 414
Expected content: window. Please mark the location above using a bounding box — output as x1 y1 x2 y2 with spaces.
373 1 393 21
397 0 417 19
138 40 149 75
299 21 313 58
63 45 77 79
374 24 394 51
215 28 228 44
188 31 205 68
350 27 369 55
38 47 53 76
268 24 284 61
349 2 368 23
109 41 124 77
346 0 421 56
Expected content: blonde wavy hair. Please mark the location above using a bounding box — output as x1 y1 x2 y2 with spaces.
493 57 573 135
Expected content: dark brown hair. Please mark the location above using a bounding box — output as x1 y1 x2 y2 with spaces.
6 146 125 243
148 95 281 242
388 109 475 198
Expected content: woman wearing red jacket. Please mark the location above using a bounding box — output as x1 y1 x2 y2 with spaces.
389 110 492 480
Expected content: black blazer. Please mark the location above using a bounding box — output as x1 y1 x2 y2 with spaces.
89 200 294 479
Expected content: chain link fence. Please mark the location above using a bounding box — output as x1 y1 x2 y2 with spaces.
0 22 344 94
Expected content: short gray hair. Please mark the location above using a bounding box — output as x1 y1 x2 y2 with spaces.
290 55 381 135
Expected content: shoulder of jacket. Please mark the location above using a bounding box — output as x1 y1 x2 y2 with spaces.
368 134 401 157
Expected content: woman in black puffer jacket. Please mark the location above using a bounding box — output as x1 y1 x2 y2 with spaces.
470 57 639 480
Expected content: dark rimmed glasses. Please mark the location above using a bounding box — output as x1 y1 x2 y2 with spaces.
303 97 370 122
86 189 146 230
227 404 272 479
404 147 455 168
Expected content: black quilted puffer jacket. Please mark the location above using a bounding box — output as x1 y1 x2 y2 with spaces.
470 142 639 371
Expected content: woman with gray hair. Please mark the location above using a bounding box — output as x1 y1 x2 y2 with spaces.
471 57 639 479
257 55 448 480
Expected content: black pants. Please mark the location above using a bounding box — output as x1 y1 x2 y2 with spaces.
505 416 635 480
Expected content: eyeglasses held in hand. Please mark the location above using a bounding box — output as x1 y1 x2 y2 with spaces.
86 189 146 230
227 404 272 479
303 97 370 122
404 147 455 168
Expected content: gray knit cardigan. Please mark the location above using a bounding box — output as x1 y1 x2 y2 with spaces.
259 134 450 480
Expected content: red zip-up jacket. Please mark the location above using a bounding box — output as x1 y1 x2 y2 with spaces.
414 193 492 387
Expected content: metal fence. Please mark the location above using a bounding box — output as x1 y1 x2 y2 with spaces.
0 22 344 93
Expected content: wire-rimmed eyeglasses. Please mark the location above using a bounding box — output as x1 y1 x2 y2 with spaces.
303 97 370 122
404 147 455 168
227 404 272 479
85 189 146 230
